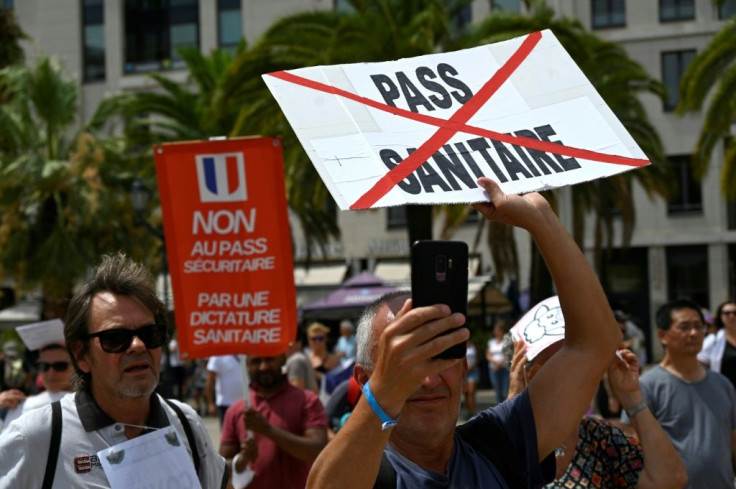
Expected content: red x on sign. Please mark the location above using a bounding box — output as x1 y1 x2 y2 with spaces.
264 30 650 210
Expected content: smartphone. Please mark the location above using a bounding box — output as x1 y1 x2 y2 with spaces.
411 240 468 359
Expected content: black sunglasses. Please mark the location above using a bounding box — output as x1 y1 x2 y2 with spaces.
38 361 71 372
86 324 167 354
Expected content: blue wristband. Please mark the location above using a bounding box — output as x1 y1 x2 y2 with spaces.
362 380 399 431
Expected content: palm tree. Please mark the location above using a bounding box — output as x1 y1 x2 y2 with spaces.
448 0 671 293
107 42 345 264
224 0 468 256
111 45 247 146
0 56 138 318
677 16 736 200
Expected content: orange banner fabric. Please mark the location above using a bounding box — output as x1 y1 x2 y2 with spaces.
154 137 296 359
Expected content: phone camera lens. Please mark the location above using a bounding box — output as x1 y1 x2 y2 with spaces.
435 255 447 281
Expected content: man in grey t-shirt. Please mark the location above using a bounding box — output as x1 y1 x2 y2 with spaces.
622 299 736 488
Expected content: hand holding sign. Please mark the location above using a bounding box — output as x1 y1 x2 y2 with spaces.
510 296 565 363
244 407 270 435
264 30 650 210
472 177 555 233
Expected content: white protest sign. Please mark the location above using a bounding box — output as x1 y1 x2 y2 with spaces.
16 319 65 351
98 428 201 489
263 29 650 210
510 296 565 362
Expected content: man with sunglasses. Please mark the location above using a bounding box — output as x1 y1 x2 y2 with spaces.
0 253 227 488
621 299 736 488
0 343 74 433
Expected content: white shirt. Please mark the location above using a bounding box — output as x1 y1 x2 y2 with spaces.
23 390 70 412
487 338 505 364
0 391 226 488
699 329 727 372
0 390 71 433
206 355 244 406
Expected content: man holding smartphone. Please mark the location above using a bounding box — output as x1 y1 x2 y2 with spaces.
306 177 623 489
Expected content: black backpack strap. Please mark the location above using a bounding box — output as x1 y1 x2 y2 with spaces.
220 464 231 489
164 398 201 476
372 452 397 489
42 400 63 489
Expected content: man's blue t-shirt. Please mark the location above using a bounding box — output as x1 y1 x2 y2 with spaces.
384 389 555 489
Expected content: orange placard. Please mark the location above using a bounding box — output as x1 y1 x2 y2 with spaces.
154 137 296 359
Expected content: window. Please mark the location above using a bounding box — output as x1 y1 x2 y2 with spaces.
387 206 407 229
728 199 736 230
334 0 355 13
719 0 736 19
493 0 520 13
659 0 694 22
592 0 626 28
452 4 472 34
82 0 105 82
666 245 709 307
600 247 652 359
218 0 241 52
661 49 695 111
124 0 199 74
667 154 702 213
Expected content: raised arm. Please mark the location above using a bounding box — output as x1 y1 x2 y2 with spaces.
506 338 528 401
306 301 468 489
473 178 621 460
607 350 687 489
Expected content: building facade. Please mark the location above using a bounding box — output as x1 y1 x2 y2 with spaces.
8 0 736 360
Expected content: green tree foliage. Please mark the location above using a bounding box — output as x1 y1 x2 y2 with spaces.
0 56 138 318
223 0 470 259
98 45 256 277
107 41 345 263
450 0 671 282
111 45 247 148
677 16 736 200
0 8 25 70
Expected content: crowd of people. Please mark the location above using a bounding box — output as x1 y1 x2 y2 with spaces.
0 179 734 488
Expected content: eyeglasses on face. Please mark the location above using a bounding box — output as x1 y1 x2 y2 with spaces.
38 361 71 372
85 324 167 353
671 322 707 334
722 310 736 317
309 336 326 342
